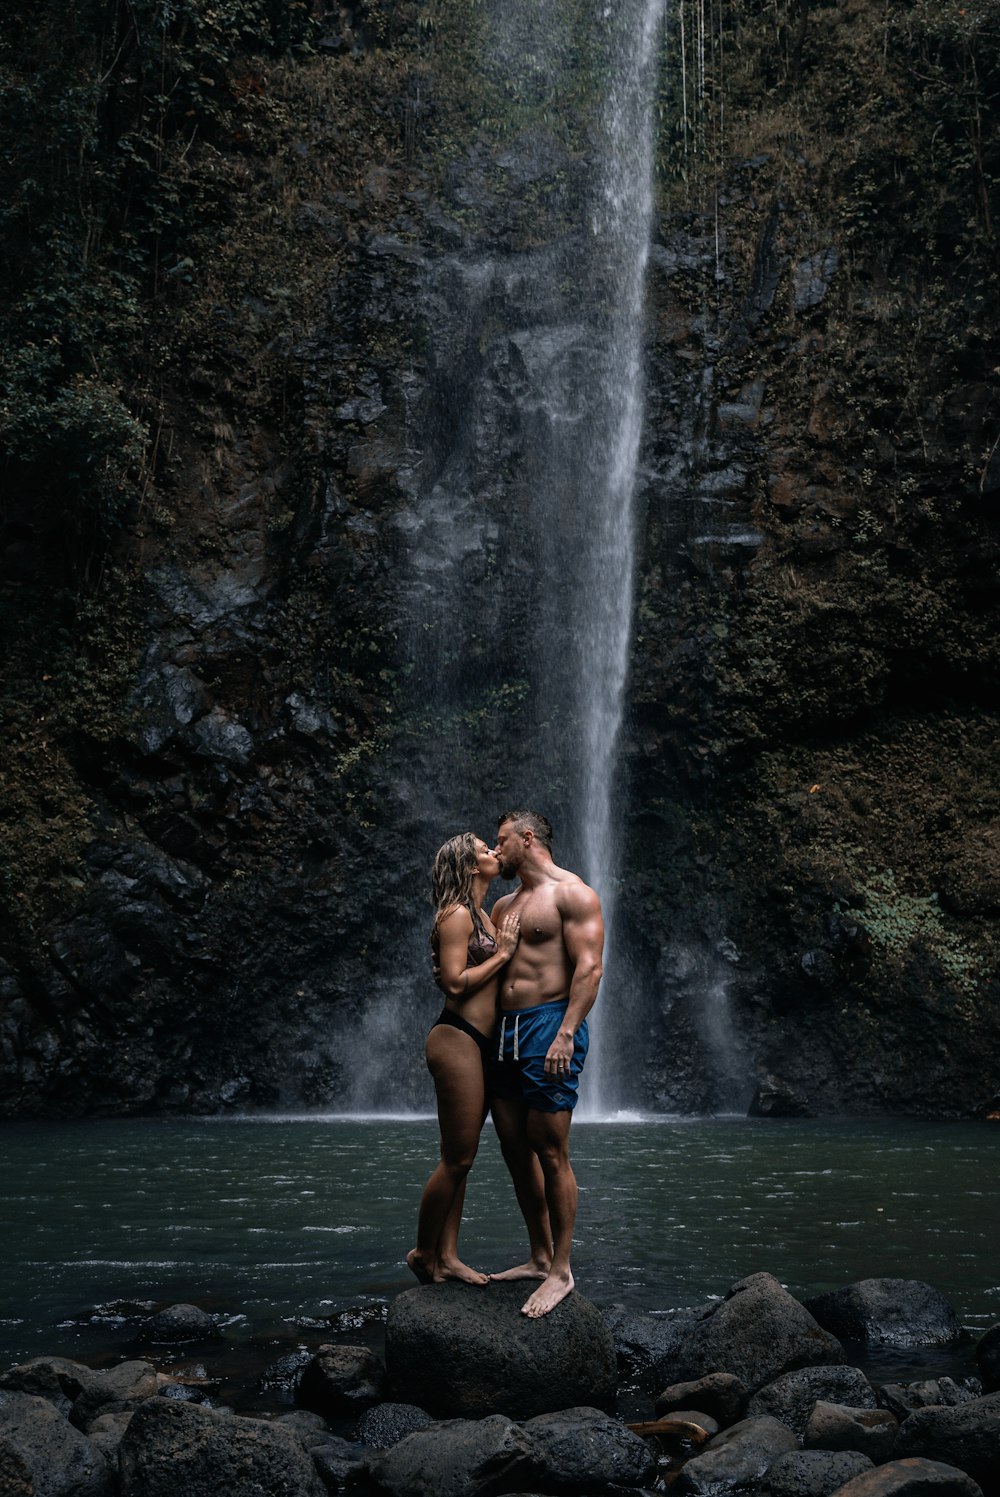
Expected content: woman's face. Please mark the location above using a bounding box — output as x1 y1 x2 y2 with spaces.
473 837 500 879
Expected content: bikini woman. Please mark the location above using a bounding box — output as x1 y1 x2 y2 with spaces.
406 833 552 1286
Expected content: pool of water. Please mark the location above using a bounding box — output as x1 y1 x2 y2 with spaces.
1 1114 996 1382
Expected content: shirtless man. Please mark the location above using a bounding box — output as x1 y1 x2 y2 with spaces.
487 809 604 1317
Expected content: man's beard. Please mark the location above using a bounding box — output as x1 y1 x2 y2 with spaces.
498 857 518 880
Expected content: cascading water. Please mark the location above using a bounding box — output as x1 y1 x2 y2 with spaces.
339 0 666 1117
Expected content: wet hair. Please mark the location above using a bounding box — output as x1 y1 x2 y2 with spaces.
430 832 485 950
497 809 553 851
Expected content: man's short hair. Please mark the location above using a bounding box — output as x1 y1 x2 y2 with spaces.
497 809 553 850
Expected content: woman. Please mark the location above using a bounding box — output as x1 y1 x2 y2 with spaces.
406 832 550 1285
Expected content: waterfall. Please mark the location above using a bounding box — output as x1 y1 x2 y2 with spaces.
338 0 666 1117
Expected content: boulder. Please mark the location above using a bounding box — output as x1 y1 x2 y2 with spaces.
894 1390 1000 1489
259 1350 314 1404
656 1372 748 1426
70 1360 161 1429
803 1401 899 1463
748 1074 815 1117
0 1390 111 1497
297 1345 385 1420
0 1357 101 1418
670 1273 843 1394
974 1325 1000 1392
879 1380 980 1422
749 1366 878 1440
386 1281 616 1419
301 1432 370 1491
825 1457 984 1495
520 1406 656 1489
367 1414 538 1497
117 1398 325 1496
675 1413 798 1493
355 1402 434 1448
140 1304 221 1345
602 1302 702 1391
765 1448 874 1496
804 1281 961 1349
87 1410 135 1463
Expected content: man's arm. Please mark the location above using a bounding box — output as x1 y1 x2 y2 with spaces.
544 883 604 1075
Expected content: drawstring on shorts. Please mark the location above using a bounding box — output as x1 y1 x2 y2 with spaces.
497 1014 520 1061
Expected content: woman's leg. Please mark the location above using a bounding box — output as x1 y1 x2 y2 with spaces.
407 1026 488 1285
487 1094 553 1280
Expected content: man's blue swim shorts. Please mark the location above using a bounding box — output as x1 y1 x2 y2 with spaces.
494 998 589 1113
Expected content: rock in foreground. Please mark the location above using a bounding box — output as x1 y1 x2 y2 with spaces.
385 1281 616 1419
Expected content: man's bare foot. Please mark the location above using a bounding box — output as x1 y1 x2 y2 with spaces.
489 1257 550 1283
434 1258 490 1286
521 1269 574 1317
406 1248 434 1284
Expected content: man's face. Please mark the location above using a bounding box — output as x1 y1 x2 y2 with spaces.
495 821 526 880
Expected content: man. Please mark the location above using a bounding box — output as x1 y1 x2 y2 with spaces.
488 809 604 1317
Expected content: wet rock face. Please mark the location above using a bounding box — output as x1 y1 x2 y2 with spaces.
804 1280 962 1350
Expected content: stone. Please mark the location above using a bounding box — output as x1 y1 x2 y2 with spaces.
749 1366 878 1440
302 1432 370 1490
671 1273 844 1394
386 1281 616 1419
87 1410 134 1462
894 1390 1000 1489
804 1281 962 1348
748 1073 815 1117
879 1380 981 1421
367 1414 538 1497
520 1406 656 1489
70 1360 160 1429
355 1401 434 1448
656 1372 749 1427
765 1448 874 1497
675 1413 798 1493
975 1324 1000 1392
803 1401 899 1463
259 1350 314 1404
825 1457 985 1495
604 1302 703 1391
297 1344 385 1420
0 1390 112 1497
141 1304 220 1345
117 1397 325 1496
0 1357 96 1418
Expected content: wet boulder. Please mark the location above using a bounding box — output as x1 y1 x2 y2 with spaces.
675 1413 797 1493
297 1344 385 1420
656 1372 748 1427
748 1074 815 1118
803 1401 899 1463
894 1390 1000 1489
748 1365 878 1440
603 1302 703 1391
975 1324 1000 1392
0 1390 112 1497
764 1447 874 1496
386 1281 616 1419
825 1457 985 1495
118 1397 325 1496
355 1401 434 1448
879 1379 981 1421
804 1281 962 1349
670 1273 843 1394
0 1357 96 1418
367 1414 538 1497
70 1360 161 1429
520 1406 656 1489
140 1304 221 1345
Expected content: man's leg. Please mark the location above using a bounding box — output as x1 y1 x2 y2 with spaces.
520 1107 576 1317
488 1094 552 1280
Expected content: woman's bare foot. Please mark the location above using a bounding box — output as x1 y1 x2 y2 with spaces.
435 1257 490 1286
521 1268 574 1318
406 1248 434 1284
488 1256 550 1283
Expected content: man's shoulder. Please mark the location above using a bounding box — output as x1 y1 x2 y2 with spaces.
554 870 601 917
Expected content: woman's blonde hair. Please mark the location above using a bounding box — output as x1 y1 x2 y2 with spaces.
430 832 484 950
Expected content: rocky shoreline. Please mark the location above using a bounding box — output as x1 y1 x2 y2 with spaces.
1 1273 998 1496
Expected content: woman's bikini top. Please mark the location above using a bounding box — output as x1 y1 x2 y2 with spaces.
467 922 498 966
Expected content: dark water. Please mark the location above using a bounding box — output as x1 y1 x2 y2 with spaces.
1 1115 996 1387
